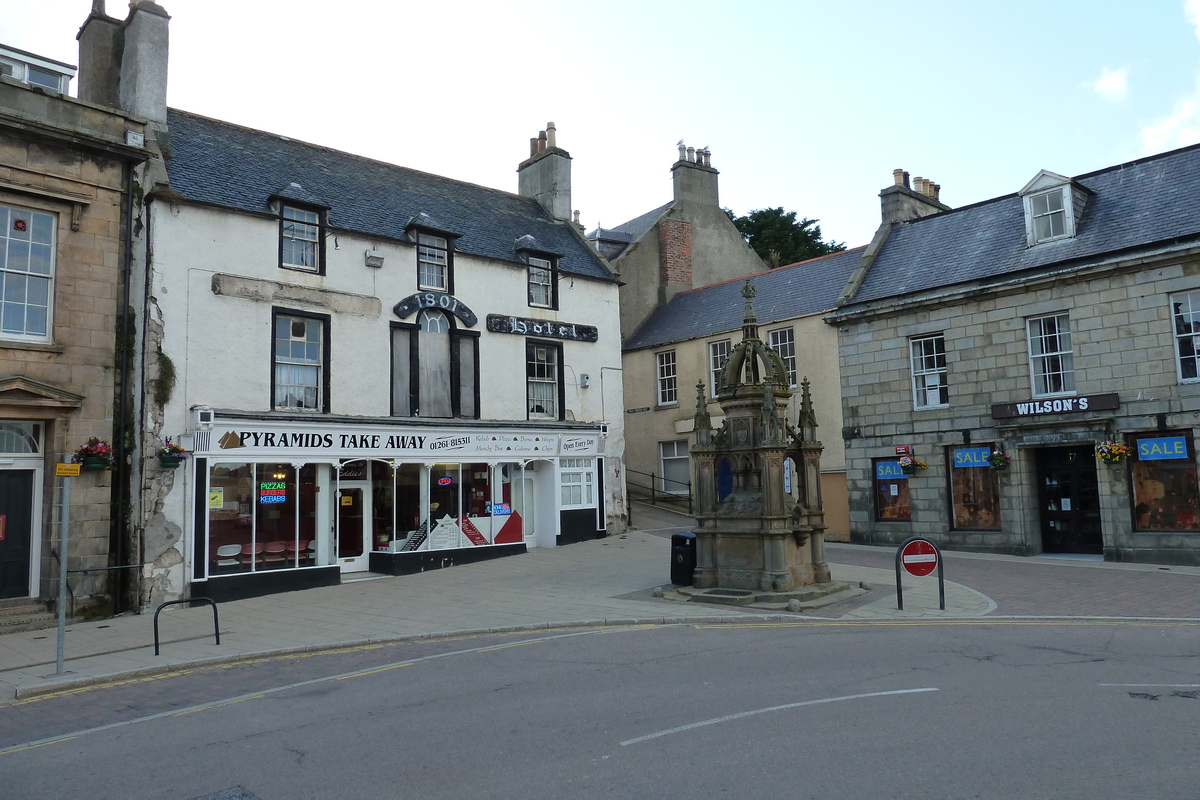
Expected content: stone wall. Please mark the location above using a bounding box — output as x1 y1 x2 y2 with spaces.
836 247 1200 563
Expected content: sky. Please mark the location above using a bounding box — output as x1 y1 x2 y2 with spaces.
7 0 1200 248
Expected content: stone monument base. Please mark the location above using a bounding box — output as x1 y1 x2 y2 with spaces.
676 580 858 610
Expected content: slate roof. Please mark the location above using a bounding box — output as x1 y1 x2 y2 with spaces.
161 109 614 282
623 246 865 351
849 142 1200 306
587 202 673 252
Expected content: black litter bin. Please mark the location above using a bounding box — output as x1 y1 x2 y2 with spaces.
670 532 697 586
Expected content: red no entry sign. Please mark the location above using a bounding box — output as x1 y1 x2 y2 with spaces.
900 539 938 577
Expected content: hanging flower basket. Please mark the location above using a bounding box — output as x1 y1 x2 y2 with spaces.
989 451 1011 470
899 455 927 475
157 438 189 469
72 438 113 470
1095 440 1129 464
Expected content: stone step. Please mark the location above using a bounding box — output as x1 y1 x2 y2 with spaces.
0 600 47 619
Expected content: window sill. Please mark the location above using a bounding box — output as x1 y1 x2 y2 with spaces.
280 264 322 275
1031 392 1077 400
913 404 950 412
0 339 63 353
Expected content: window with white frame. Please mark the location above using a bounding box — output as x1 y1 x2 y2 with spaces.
0 203 54 340
768 327 797 387
0 55 71 93
910 334 948 409
418 233 449 291
1027 313 1075 396
528 256 554 308
1029 189 1067 243
657 350 677 405
660 440 690 494
280 206 321 272
1173 290 1200 381
560 458 596 507
709 339 731 396
273 312 326 411
527 341 560 420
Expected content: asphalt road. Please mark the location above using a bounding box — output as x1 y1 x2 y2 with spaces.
4 619 1200 799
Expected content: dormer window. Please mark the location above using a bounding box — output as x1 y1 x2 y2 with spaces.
514 235 560 310
417 233 450 291
1030 189 1066 241
280 205 322 273
1019 170 1090 247
528 256 556 309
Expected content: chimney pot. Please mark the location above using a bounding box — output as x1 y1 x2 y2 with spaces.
893 168 905 187
546 121 557 149
678 142 687 161
933 182 941 201
914 177 926 195
686 146 695 163
702 148 711 167
529 137 537 157
538 131 547 152
903 171 911 189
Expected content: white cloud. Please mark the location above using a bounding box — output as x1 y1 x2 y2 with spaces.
1186 0 1200 40
1093 67 1129 101
1139 2 1200 153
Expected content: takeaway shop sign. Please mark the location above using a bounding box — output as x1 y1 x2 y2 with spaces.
991 393 1119 420
206 427 601 458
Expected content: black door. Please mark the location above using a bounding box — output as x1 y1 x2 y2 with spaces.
0 470 34 598
1036 447 1101 554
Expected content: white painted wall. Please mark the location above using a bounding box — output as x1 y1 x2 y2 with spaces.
140 200 626 598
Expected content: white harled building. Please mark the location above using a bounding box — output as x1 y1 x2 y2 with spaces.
75 1 625 604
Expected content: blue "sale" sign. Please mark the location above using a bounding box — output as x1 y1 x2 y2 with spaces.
1138 436 1188 461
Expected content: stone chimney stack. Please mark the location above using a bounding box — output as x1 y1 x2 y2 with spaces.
672 140 719 206
880 167 949 224
76 1 122 108
76 1 170 126
517 121 572 222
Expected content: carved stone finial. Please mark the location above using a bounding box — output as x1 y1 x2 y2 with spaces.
693 380 712 444
740 280 757 301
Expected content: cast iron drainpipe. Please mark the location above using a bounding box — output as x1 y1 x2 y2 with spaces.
112 163 136 616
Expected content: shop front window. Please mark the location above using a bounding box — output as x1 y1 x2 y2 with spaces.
1131 432 1200 531
948 446 1001 530
873 459 910 521
208 462 320 576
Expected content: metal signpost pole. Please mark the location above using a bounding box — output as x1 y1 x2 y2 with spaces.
56 471 70 676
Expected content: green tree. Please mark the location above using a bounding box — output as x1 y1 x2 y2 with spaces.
724 207 845 268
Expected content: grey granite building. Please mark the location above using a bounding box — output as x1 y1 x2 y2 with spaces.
829 155 1200 565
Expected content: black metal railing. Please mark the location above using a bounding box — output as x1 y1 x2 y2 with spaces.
625 468 693 523
154 597 220 656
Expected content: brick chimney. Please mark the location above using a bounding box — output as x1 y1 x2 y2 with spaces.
517 121 572 222
671 141 719 206
879 168 949 224
76 1 170 126
658 218 693 301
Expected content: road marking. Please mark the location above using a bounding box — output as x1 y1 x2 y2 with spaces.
1 736 76 754
0 626 650 756
1099 686 1200 690
337 663 414 680
697 620 1200 630
478 642 540 653
620 688 939 746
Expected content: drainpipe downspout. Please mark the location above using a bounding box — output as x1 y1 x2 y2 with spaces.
114 163 136 616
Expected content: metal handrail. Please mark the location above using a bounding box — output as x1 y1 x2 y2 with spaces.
154 597 220 655
625 468 693 516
